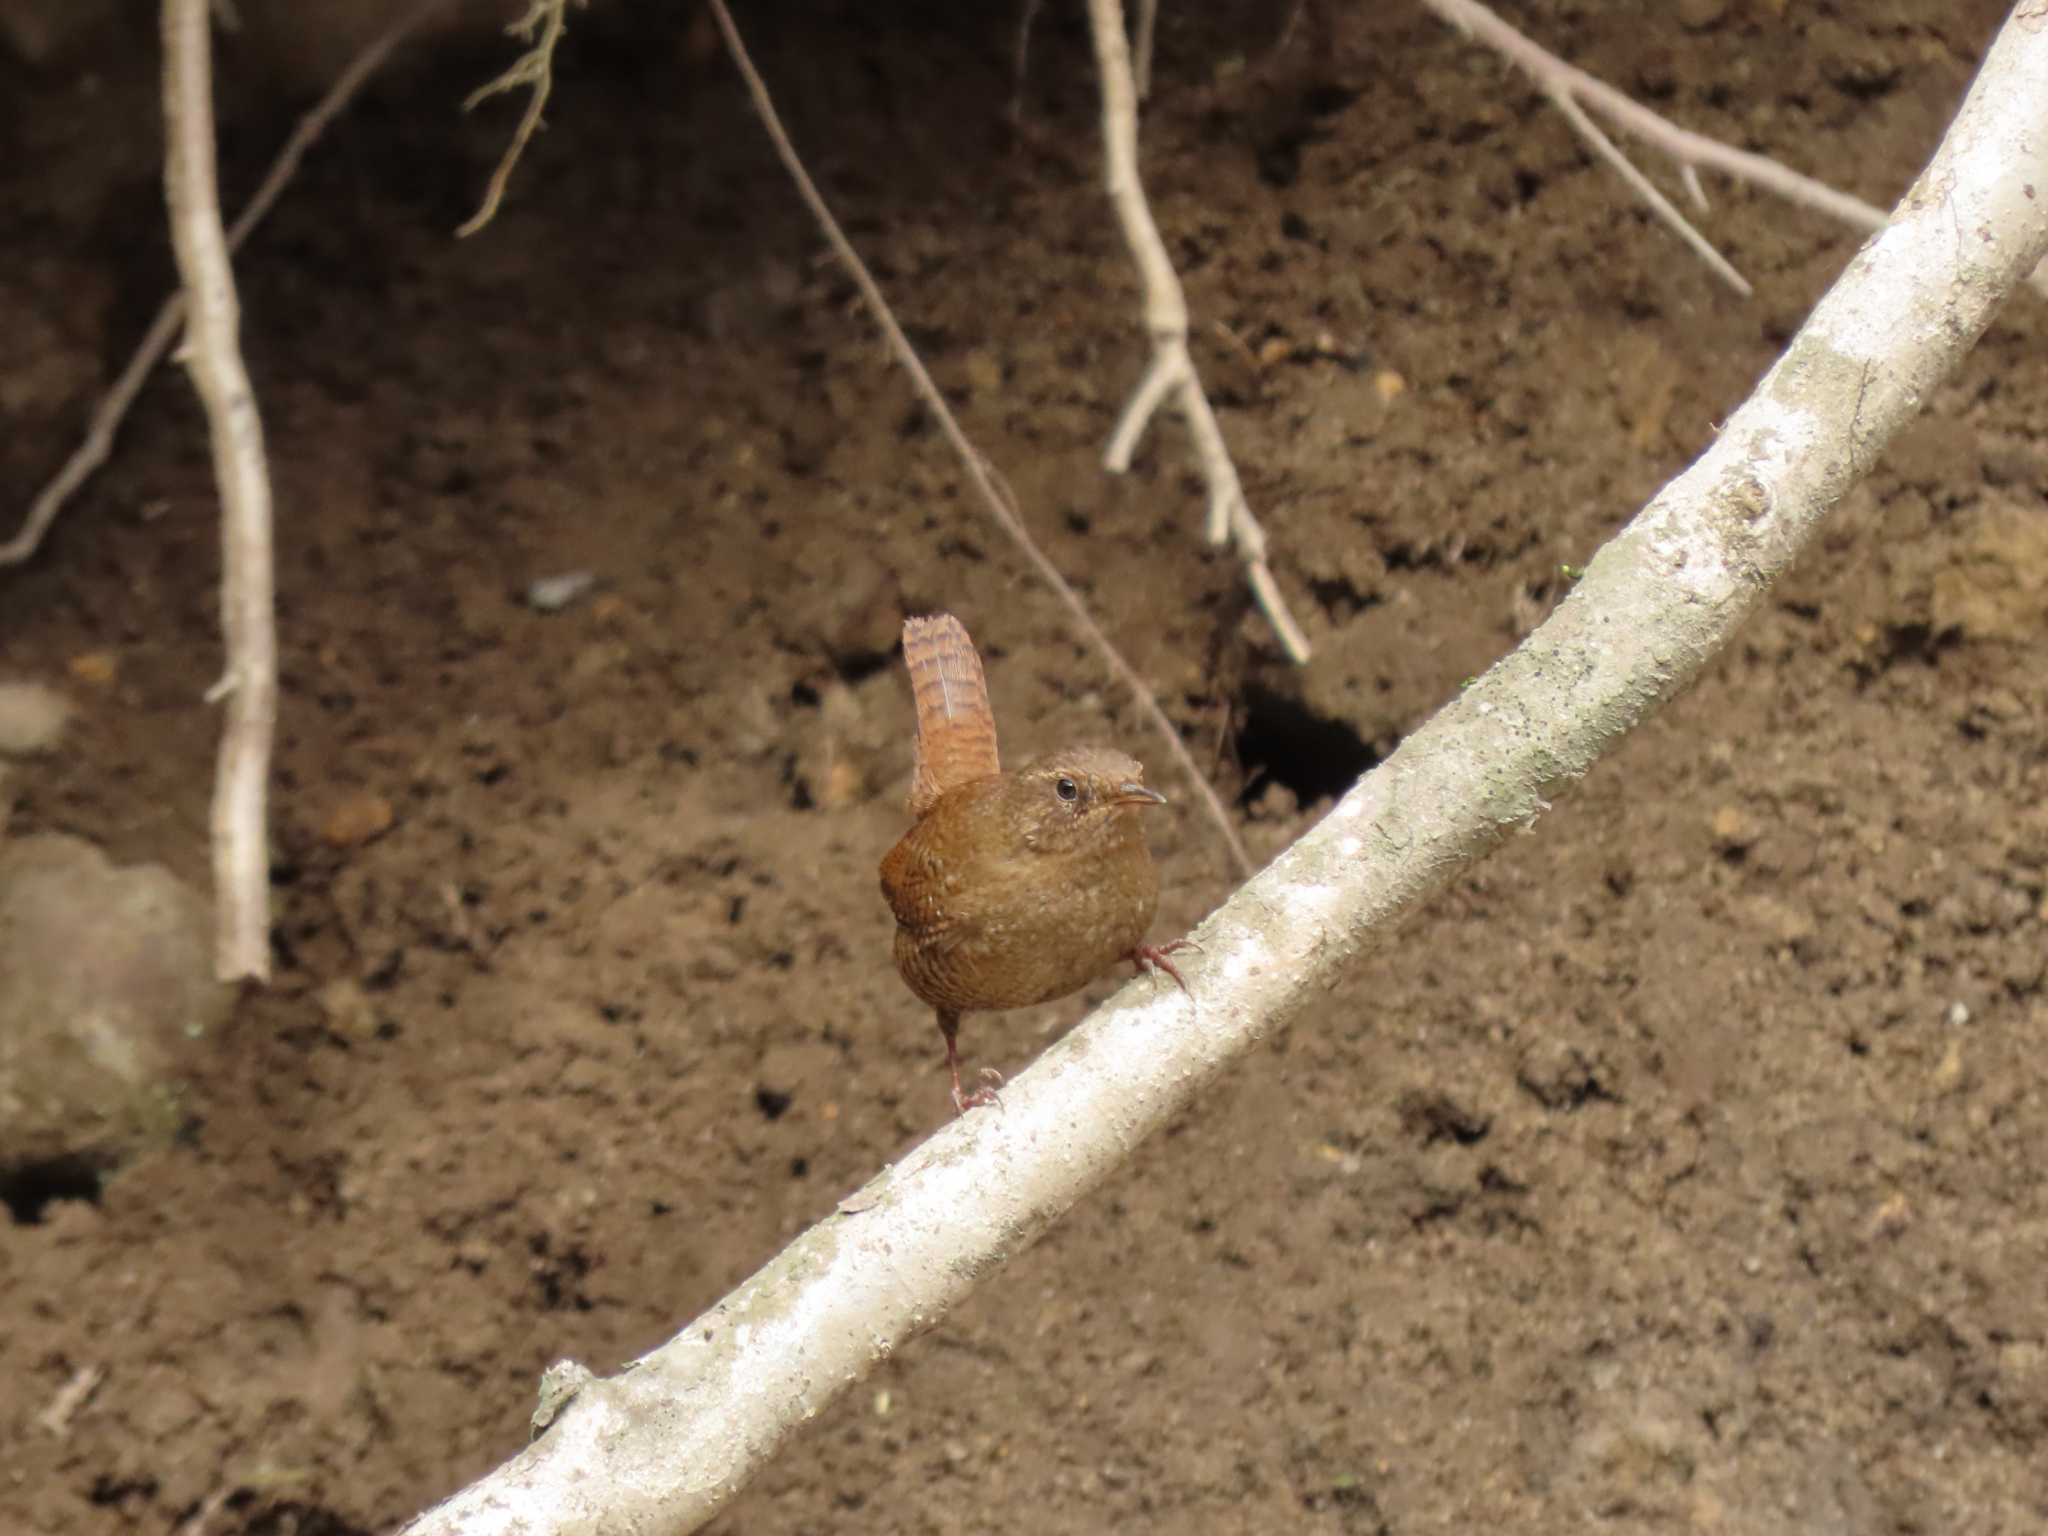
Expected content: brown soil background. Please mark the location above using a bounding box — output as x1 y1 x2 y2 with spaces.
6 1 2048 1531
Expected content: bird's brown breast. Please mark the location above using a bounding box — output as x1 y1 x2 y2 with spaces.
880 775 1159 1015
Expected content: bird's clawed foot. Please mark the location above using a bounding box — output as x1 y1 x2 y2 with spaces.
951 1065 1005 1115
1129 937 1200 998
939 1011 1003 1114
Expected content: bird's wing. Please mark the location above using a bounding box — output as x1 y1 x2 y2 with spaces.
903 612 1000 819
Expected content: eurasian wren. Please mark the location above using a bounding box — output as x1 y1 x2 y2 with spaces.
879 613 1189 1112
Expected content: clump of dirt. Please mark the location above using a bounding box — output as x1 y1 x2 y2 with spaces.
4 1 2046 1532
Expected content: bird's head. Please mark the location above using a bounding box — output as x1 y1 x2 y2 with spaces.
999 746 1166 856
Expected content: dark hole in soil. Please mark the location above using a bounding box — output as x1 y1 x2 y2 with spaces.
1 1154 106 1225
834 647 895 685
87 1474 156 1508
242 1501 373 1536
1235 685 1378 807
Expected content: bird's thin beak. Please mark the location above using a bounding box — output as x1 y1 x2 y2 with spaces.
1113 782 1167 808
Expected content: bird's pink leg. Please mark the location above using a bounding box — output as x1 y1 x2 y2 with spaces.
938 1008 1003 1113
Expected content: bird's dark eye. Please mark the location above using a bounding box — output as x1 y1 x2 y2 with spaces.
1055 776 1079 802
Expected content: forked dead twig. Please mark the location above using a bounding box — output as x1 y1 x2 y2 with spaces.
1544 83 1750 296
458 0 586 238
1420 0 2048 301
1086 0 1313 664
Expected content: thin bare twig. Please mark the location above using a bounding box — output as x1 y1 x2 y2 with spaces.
0 0 450 568
705 0 1253 881
1009 0 1044 129
458 0 584 238
1423 0 1880 226
1545 83 1750 296
163 0 278 983
1087 0 1313 664
1132 0 1158 102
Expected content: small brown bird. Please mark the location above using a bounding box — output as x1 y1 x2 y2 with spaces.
879 614 1189 1112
